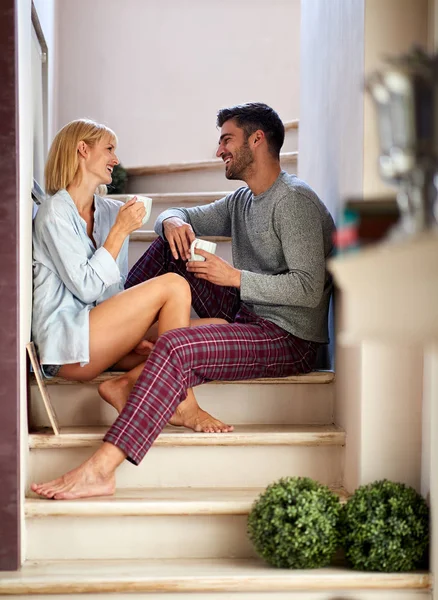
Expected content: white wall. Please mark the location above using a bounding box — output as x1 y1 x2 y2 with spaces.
298 0 365 218
299 0 366 491
55 0 300 167
299 0 428 493
32 0 56 141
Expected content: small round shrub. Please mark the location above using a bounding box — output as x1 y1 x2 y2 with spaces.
341 480 429 572
247 477 342 569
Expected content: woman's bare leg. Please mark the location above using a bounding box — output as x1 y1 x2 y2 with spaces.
31 274 191 500
31 300 233 499
58 273 191 382
111 317 229 371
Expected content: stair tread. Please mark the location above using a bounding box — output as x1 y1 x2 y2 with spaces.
126 151 298 176
32 370 335 386
108 191 233 202
25 486 349 516
29 424 345 449
0 558 430 594
130 230 231 242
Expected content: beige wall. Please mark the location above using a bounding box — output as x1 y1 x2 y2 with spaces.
32 0 57 141
54 0 300 168
363 0 429 197
300 0 428 492
299 0 366 490
298 0 365 217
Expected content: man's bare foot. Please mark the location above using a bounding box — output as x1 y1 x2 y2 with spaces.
31 453 116 500
169 395 233 433
98 376 131 414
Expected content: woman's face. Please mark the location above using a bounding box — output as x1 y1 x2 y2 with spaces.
85 135 119 185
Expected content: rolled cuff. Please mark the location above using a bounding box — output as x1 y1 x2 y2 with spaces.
91 247 121 287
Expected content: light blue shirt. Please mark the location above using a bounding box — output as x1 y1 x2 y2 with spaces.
32 189 128 366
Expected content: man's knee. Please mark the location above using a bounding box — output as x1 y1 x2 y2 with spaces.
154 328 191 359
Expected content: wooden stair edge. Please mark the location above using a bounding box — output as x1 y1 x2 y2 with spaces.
129 231 231 243
106 191 233 202
25 486 350 517
284 118 299 131
0 560 430 594
28 424 345 449
31 370 334 386
125 151 298 177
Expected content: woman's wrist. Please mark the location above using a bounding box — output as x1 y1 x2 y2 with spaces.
110 222 129 240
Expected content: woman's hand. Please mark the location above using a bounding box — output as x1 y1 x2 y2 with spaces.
103 198 145 260
163 217 195 260
114 198 146 236
133 339 155 357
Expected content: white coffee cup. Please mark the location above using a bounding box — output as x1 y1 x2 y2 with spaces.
190 238 217 261
126 195 153 226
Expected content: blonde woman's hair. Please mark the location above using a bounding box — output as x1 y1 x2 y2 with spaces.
45 119 117 196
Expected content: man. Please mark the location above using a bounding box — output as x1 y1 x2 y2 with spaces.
31 103 335 500
109 101 335 440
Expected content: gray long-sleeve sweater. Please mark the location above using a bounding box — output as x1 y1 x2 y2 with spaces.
155 171 335 343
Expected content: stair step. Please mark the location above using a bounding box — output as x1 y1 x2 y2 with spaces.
24 487 349 560
108 191 232 226
0 558 430 597
126 153 298 194
129 231 231 243
29 424 344 449
284 119 299 131
126 152 298 177
109 191 232 203
34 371 334 386
30 372 335 428
25 486 348 517
28 425 344 489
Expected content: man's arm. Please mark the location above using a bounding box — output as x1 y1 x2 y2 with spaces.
154 196 233 260
154 196 232 238
240 195 326 308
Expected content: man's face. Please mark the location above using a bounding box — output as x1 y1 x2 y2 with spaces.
216 119 254 181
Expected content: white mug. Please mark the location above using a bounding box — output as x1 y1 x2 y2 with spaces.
190 238 217 262
126 195 153 226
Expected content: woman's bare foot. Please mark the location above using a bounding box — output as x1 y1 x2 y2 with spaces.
30 443 123 500
169 394 233 433
98 376 131 414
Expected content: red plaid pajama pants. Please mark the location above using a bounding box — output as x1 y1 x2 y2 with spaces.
103 238 318 465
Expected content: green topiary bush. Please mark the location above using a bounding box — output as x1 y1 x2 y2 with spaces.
247 477 342 569
341 480 429 572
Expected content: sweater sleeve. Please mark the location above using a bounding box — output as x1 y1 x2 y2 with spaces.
240 195 326 308
154 196 232 238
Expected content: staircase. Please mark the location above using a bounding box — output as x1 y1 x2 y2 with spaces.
0 121 431 597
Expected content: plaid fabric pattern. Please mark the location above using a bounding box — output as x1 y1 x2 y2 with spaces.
126 237 241 321
104 238 318 465
104 307 317 465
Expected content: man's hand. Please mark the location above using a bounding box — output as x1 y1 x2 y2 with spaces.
163 217 195 261
186 250 241 288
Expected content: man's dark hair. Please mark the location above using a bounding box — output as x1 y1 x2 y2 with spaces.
216 102 285 159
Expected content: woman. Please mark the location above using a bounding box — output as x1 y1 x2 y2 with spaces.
31 119 231 501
